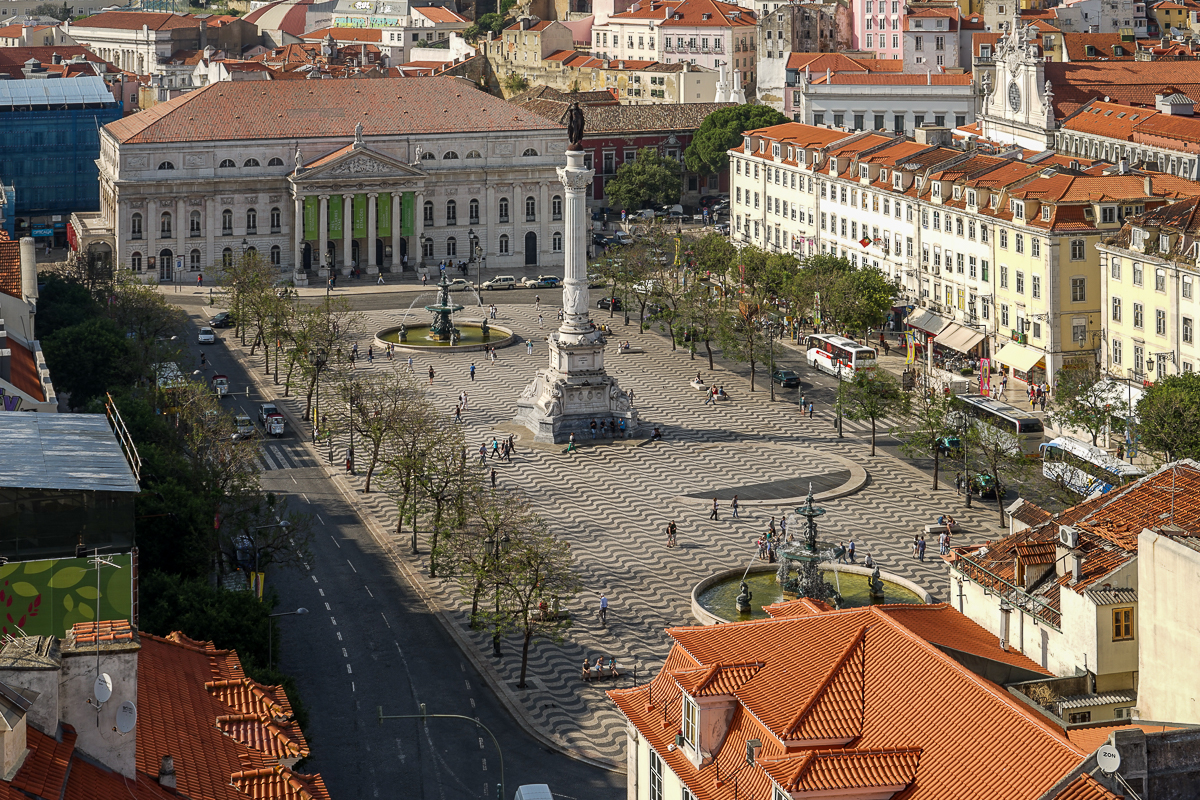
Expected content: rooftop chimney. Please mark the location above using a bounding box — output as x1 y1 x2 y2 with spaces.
19 236 36 307
0 682 31 782
51 51 61 64
1145 175 1153 195
59 623 141 779
158 755 177 790
1118 158 1129 174
1068 551 1084 585
999 601 1012 650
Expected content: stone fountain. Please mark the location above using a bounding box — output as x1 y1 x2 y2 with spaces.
425 273 470 343
776 485 844 607
376 272 511 351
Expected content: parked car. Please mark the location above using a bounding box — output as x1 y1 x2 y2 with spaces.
209 311 234 329
610 231 633 246
258 403 280 425
771 368 802 388
211 374 229 398
969 473 999 499
446 278 472 291
936 435 963 457
481 275 517 290
592 233 610 247
715 222 730 235
587 273 607 288
522 275 560 289
597 297 623 311
632 280 662 295
232 414 256 440
197 326 215 344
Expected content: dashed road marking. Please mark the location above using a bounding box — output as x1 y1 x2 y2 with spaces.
464 680 471 691
316 514 325 525
469 698 476 709
331 617 338 626
330 535 341 548
364 586 373 597
302 493 310 504
478 737 484 750
347 559 357 573
325 602 331 611
381 613 391 629
337 631 343 641
342 647 348 658
352 681 356 692
319 588 325 597
346 664 353 674
312 576 319 583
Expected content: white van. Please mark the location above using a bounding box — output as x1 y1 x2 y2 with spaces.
514 786 553 800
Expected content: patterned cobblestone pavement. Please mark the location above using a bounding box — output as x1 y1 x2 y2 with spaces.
251 298 1008 768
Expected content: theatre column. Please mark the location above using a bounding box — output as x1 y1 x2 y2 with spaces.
318 195 329 277
293 195 308 285
342 193 353 275
367 192 378 274
391 191 402 272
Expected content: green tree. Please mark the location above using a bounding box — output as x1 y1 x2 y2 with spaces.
1047 367 1131 447
677 232 735 369
683 104 788 176
963 418 1037 524
35 273 101 339
892 388 955 490
31 2 72 20
838 367 909 456
502 71 529 94
604 147 682 213
836 266 898 339
1136 371 1200 460
42 316 131 409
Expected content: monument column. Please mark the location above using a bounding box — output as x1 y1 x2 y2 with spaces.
342 193 353 275
391 191 402 272
539 180 550 266
366 192 378 274
318 194 329 277
557 149 595 337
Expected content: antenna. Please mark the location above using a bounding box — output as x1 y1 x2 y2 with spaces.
114 700 137 734
86 549 120 719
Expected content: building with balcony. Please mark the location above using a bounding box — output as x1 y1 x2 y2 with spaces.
901 6 961 71
1056 93 1200 181
755 3 850 110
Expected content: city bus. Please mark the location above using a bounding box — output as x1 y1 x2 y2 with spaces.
1041 436 1144 497
804 334 877 378
951 394 1046 457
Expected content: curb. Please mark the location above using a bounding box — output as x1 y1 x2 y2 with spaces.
218 336 626 774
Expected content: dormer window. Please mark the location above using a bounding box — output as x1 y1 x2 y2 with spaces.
1161 234 1172 252
860 165 869 178
682 693 698 749
893 173 902 188
967 190 976 206
880 169 888 181
760 140 768 153
1011 200 1024 219
772 143 781 157
953 186 962 200
1041 206 1051 221
1132 228 1146 248
933 182 941 197
743 136 752 150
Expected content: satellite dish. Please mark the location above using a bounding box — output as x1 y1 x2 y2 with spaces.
115 701 137 734
1096 744 1121 774
94 673 113 704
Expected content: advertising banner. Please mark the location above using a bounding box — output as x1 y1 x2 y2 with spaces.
377 192 392 238
329 196 344 239
304 196 319 240
401 192 415 237
352 194 367 239
0 554 133 638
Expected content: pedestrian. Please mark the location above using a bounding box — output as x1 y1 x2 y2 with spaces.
470 363 476 381
730 494 740 518
918 536 927 561
199 352 207 369
567 432 576 453
407 355 414 371
704 386 716 406
197 273 203 287
507 434 516 458
478 442 488 464
799 394 806 412
599 419 607 437
538 313 544 327
666 520 677 547
535 294 541 310
421 272 428 286
836 541 847 564
491 467 497 488
461 391 468 410
348 350 355 367
1039 393 1047 412
367 346 373 364
628 389 635 406
808 402 814 419
491 438 501 458
527 340 534 356
377 273 385 285
709 497 719 520
454 405 462 423
912 535 921 558
590 419 597 439
490 346 497 364
938 530 948 555
619 419 626 438
768 516 776 536
955 472 963 495
598 594 608 624
346 455 354 474
848 538 856 562
428 365 435 384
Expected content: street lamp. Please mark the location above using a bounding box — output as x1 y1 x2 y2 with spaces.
267 607 308 669
306 348 327 446
834 359 845 438
347 386 355 475
377 706 505 800
485 533 510 657
950 411 972 509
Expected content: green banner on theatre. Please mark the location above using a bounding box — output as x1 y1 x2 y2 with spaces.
0 554 133 639
329 196 344 239
377 193 391 238
304 197 318 240
401 192 415 237
352 194 367 239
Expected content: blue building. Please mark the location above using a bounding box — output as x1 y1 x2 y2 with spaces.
0 77 121 246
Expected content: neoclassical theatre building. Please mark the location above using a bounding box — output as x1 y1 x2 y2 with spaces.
83 77 569 283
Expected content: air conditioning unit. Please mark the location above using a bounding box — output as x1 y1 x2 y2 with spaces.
1059 526 1079 549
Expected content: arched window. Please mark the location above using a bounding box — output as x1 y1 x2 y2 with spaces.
423 201 434 224
158 161 175 170
219 159 235 168
447 236 457 256
442 151 459 160
499 234 509 254
243 158 260 167
498 198 509 223
246 208 257 234
268 157 284 166
446 200 457 224
222 209 233 235
469 198 480 224
522 148 539 157
270 207 281 232
525 196 536 222
552 231 563 252
270 245 281 267
465 150 482 159
420 151 436 161
246 245 257 255
222 247 233 267
130 251 142 271
131 213 142 239
160 212 172 237
422 238 434 257
190 211 201 237
189 248 201 269
552 195 562 221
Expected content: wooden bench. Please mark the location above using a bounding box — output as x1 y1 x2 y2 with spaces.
581 663 621 682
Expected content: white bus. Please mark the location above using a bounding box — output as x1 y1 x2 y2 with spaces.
1041 436 1144 497
804 334 877 378
951 394 1046 457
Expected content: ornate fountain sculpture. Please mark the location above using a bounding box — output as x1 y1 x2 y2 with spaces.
425 273 465 342
776 484 844 607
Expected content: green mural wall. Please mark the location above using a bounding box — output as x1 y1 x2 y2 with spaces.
0 555 133 638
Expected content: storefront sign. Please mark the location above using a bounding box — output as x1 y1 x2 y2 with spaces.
31 226 53 237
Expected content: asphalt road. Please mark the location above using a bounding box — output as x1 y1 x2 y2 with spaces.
174 294 625 800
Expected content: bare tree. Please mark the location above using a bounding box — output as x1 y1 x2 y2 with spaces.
338 366 424 492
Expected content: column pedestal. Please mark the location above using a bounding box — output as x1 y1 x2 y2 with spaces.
515 148 636 444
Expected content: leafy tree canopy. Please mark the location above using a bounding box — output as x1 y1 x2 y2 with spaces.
31 2 72 20
1136 372 1200 460
1047 367 1131 447
42 316 131 409
684 104 787 176
604 146 682 212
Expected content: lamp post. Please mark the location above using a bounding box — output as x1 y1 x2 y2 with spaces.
239 238 249 345
377 706 504 800
267 607 308 669
306 348 326 446
485 533 509 657
951 411 972 509
347 385 355 475
835 359 845 438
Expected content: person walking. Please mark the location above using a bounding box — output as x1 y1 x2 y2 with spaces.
421 272 427 286
534 294 541 311
407 355 414 371
918 536 927 561
490 467 497 488
469 363 476 381
197 273 203 287
428 365 435 384
847 538 856 563
567 432 576 453
619 419 626 438
598 594 608 625
666 520 677 547
478 442 488 464
367 346 373 364
490 438 501 459
527 340 534 356
454 405 462 424
730 494 740 518
590 419 597 439
938 530 948 556
506 434 516 459
911 535 921 559
704 386 716 406
709 497 719 520
538 313 543 327
377 273 385 285
1039 393 1047 412
954 472 963 495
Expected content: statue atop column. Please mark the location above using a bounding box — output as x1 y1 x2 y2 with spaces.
565 102 585 151
354 121 364 145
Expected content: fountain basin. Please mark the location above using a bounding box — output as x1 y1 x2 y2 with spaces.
691 564 932 624
375 323 517 352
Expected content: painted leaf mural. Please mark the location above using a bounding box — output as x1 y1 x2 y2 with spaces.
0 555 133 638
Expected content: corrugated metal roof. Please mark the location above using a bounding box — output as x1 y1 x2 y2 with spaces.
0 76 116 109
0 413 139 492
1084 587 1138 605
1058 691 1137 710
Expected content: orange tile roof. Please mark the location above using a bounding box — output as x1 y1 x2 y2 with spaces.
300 26 383 42
1046 61 1200 116
1066 721 1183 753
818 73 973 85
5 336 45 402
414 5 468 22
874 604 1054 675
10 726 75 798
611 606 1086 800
1062 101 1156 138
60 755 179 800
72 10 203 30
1053 773 1124 800
503 19 555 31
0 231 20 299
672 662 763 696
745 121 849 150
610 0 757 27
784 52 871 72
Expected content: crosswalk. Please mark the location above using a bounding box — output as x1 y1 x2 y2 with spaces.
255 442 319 471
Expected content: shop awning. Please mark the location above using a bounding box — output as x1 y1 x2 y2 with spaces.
906 309 951 336
995 342 1046 373
936 323 986 354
